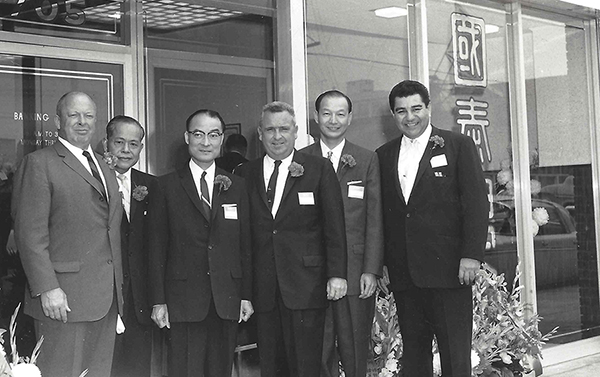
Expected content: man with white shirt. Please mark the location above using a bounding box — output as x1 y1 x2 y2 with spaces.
376 80 489 377
301 90 383 377
12 92 123 377
105 116 157 377
148 109 253 377
235 101 347 377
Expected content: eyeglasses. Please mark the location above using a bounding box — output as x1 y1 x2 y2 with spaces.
187 130 223 142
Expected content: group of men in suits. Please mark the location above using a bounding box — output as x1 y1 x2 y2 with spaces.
11 79 488 377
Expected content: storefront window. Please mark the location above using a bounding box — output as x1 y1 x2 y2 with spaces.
305 0 409 150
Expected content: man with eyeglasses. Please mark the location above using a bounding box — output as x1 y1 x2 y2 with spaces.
148 109 253 377
236 101 347 377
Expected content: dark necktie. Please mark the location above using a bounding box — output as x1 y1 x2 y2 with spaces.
266 160 282 210
200 171 211 222
82 150 106 197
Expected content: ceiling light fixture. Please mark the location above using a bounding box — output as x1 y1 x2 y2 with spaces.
374 7 408 19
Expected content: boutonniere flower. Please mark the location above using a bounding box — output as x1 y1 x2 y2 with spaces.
132 184 148 201
288 162 304 177
102 151 118 169
214 174 232 194
429 135 445 150
340 154 356 168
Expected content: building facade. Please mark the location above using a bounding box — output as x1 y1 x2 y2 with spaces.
1 0 600 370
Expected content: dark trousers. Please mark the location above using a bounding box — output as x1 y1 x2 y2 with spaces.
34 295 118 377
321 295 375 377
257 293 326 377
111 296 152 377
167 301 238 377
394 286 473 377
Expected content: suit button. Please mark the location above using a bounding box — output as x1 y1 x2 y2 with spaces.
107 226 111 231
208 245 213 250
207 271 210 275
406 213 410 218
99 196 105 201
273 230 277 235
107 260 112 264
204 224 209 228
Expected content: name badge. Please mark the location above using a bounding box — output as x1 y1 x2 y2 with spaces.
430 154 448 168
348 185 364 199
298 192 315 205
223 204 238 220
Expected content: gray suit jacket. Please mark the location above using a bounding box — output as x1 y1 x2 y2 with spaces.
12 141 123 322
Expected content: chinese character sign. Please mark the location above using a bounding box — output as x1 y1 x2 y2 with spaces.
456 97 491 164
452 13 486 87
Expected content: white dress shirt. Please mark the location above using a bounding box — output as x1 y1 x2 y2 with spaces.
189 159 215 207
398 125 432 203
58 137 109 199
263 151 295 218
116 169 132 220
319 139 345 172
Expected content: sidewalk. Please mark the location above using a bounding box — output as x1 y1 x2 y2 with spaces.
541 337 600 376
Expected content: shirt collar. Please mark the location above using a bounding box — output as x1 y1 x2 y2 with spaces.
402 124 432 147
265 150 295 166
58 136 94 157
189 159 216 182
319 138 345 158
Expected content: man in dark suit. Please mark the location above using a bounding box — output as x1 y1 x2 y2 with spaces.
149 109 253 377
376 80 488 377
104 115 157 377
301 90 383 377
12 92 123 377
236 101 347 377
216 133 248 172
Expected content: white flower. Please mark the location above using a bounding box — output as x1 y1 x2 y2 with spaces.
530 179 542 196
378 368 393 377
532 207 549 226
500 159 512 170
432 352 442 376
374 344 382 355
497 169 512 185
471 349 481 368
12 363 42 377
385 358 398 372
500 351 513 364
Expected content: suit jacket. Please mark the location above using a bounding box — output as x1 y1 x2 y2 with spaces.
236 150 346 312
376 126 488 290
148 165 251 322
12 141 123 322
301 141 384 296
120 169 158 325
216 151 248 173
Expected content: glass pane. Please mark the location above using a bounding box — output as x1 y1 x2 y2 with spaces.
0 0 127 44
0 54 124 352
522 11 599 343
144 0 273 60
305 0 409 150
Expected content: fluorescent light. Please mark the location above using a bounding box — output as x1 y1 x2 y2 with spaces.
559 0 600 10
485 24 499 34
374 7 408 19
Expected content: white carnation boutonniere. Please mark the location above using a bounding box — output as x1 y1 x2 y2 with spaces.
429 135 445 150
214 174 232 194
132 184 148 202
102 151 118 170
288 162 304 177
340 154 357 169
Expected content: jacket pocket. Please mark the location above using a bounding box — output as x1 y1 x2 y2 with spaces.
52 261 80 273
303 255 324 267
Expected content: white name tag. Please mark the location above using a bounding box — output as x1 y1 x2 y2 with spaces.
430 154 448 168
298 192 315 205
223 204 238 220
348 185 364 199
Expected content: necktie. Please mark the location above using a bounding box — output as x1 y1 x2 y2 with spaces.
117 173 130 220
200 171 211 222
327 150 333 162
82 150 106 197
266 160 282 210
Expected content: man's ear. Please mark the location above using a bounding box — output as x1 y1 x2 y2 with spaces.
102 138 108 152
257 126 263 141
54 114 61 130
184 131 190 145
313 110 319 124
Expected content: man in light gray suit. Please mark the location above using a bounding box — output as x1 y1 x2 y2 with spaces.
12 92 123 377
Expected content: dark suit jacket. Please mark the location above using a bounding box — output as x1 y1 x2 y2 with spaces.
120 169 158 325
216 151 248 173
376 127 488 290
236 150 346 312
12 141 124 322
301 141 384 296
148 165 251 322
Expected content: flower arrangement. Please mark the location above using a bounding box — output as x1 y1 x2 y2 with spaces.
288 162 304 177
370 291 402 377
102 151 118 170
429 135 445 150
1 303 43 377
214 175 232 194
132 185 148 201
340 154 357 169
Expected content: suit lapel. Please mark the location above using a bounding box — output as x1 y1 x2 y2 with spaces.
336 142 353 182
130 169 141 221
178 166 210 222
279 150 302 211
411 127 437 198
211 168 227 221
55 143 105 198
97 151 120 222
390 137 407 205
255 159 270 210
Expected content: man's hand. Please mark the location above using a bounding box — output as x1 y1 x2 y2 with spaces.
359 273 377 299
239 300 254 323
458 258 481 286
6 229 17 256
151 304 170 329
326 277 347 300
377 265 390 295
41 287 70 323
